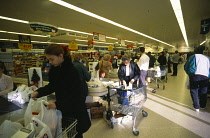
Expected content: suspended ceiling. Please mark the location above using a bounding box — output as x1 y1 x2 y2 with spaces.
0 0 210 50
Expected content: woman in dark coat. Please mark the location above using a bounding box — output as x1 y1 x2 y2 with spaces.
31 44 91 138
118 55 140 88
73 53 91 101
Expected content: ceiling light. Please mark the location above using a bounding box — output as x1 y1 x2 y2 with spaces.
0 38 18 42
0 30 48 37
170 0 189 46
49 0 174 47
200 40 206 45
0 16 29 24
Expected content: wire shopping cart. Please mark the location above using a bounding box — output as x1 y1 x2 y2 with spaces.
56 117 77 138
147 66 167 93
104 86 148 136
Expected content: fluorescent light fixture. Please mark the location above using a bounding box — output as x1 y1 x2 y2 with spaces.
0 38 18 42
200 40 206 45
106 36 118 40
170 0 189 46
49 0 174 47
0 30 48 37
0 16 29 24
78 44 88 47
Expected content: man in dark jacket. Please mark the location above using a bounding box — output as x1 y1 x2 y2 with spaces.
147 52 156 68
118 55 140 88
158 52 167 70
73 53 91 101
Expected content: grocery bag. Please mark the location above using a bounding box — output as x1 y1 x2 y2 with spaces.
0 120 23 138
55 110 63 137
31 117 53 138
24 98 58 137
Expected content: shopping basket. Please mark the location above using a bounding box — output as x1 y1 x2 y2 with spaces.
56 117 77 138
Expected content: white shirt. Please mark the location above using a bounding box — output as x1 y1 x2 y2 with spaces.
126 65 130 76
0 74 13 97
137 53 150 71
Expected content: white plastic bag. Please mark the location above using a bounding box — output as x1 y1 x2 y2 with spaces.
55 110 63 137
8 85 38 104
0 120 23 138
24 98 45 126
24 98 57 137
31 117 53 138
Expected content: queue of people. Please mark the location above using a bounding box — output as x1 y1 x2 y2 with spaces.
1 44 209 138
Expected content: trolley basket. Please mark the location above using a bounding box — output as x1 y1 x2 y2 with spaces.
56 117 77 138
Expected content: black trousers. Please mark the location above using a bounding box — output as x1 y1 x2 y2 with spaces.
124 76 138 88
172 63 178 75
168 61 172 73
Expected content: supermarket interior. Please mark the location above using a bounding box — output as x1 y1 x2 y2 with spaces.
0 0 210 138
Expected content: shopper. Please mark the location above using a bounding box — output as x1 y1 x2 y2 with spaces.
99 54 112 78
118 55 140 87
131 53 139 63
184 46 210 112
147 52 156 68
73 53 91 101
0 61 13 98
137 47 150 87
157 52 167 70
31 44 91 138
171 50 180 76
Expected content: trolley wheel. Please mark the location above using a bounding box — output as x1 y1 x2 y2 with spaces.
106 110 113 120
133 130 139 136
163 85 165 90
110 122 114 129
152 89 156 93
142 111 148 117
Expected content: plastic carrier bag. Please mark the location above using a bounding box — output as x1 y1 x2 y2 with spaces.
24 98 57 137
55 110 63 137
31 117 53 138
8 85 38 104
0 120 23 138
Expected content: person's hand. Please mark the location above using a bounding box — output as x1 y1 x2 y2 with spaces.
130 79 135 84
47 102 56 109
122 80 126 85
31 91 39 99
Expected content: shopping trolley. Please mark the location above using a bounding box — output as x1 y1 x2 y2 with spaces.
147 66 167 93
104 85 148 136
56 117 77 138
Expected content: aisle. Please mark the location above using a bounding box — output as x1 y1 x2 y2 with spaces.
84 63 210 138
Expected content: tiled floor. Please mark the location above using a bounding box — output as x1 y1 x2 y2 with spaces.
1 63 210 138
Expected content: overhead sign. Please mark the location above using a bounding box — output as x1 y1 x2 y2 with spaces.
200 18 210 34
18 35 33 52
118 39 125 46
69 41 78 51
93 32 106 41
29 22 58 36
108 45 114 51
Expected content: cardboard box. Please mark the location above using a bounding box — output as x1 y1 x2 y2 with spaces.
86 102 106 119
86 102 102 109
